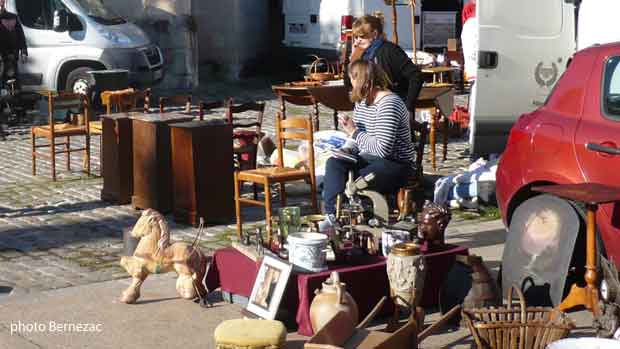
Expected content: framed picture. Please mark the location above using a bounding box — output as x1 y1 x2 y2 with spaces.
246 255 293 320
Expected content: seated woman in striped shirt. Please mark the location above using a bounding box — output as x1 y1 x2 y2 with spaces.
320 60 416 229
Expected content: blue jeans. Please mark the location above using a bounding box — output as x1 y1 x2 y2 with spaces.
322 154 412 214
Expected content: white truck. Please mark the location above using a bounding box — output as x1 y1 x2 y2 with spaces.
469 0 620 157
282 0 422 62
5 0 164 93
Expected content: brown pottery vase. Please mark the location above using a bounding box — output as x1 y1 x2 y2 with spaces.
309 271 359 333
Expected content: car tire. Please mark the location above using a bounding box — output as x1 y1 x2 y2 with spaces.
502 194 583 307
65 67 96 95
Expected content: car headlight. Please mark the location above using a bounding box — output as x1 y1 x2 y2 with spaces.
98 28 132 45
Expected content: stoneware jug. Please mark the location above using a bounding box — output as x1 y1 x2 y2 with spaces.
309 271 359 333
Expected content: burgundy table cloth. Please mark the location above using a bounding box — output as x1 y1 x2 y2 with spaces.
205 243 468 336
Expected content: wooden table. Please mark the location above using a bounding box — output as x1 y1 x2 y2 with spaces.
100 112 141 204
170 120 235 226
417 86 454 171
421 66 458 85
130 112 195 213
532 183 620 316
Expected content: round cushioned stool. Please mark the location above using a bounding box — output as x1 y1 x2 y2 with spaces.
214 319 286 349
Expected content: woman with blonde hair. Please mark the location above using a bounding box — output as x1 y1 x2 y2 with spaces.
320 60 416 229
347 14 422 114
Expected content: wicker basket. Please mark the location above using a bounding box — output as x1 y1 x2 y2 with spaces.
462 286 574 349
307 56 335 82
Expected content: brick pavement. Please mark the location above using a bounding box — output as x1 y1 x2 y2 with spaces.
0 78 473 296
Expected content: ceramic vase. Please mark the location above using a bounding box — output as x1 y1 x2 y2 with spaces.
309 271 359 333
387 242 426 307
287 232 328 272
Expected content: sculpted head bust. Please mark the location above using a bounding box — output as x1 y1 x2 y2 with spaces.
417 202 451 245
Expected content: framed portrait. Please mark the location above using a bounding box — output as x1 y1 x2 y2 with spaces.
246 255 293 320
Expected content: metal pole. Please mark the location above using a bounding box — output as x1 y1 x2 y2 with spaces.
410 0 417 62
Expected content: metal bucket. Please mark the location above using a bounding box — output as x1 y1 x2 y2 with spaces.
123 229 140 256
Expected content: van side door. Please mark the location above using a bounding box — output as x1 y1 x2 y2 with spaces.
469 0 575 157
574 48 620 264
15 0 82 91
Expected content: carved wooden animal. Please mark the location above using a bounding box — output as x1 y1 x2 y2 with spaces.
119 209 209 304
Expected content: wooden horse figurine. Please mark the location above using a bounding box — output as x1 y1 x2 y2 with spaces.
119 209 209 304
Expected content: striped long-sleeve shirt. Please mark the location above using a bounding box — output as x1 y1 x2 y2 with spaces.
351 93 416 165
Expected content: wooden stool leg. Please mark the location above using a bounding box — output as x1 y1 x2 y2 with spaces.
233 172 243 239
559 204 601 315
264 181 273 243
51 137 56 181
310 181 318 214
85 134 91 176
430 109 436 171
31 132 36 176
442 112 448 161
66 136 71 171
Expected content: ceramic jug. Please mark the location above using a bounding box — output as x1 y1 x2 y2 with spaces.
309 271 359 333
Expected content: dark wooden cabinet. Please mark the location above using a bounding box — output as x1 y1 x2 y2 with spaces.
130 113 194 213
171 120 234 226
100 112 137 204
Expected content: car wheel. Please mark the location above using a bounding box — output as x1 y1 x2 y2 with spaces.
502 194 582 307
65 67 95 95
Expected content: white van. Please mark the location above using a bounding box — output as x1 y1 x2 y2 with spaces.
5 0 164 93
469 0 620 157
282 0 422 61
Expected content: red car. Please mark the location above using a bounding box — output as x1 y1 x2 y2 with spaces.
496 42 620 319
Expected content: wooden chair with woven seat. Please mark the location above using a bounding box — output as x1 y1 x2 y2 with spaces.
397 119 429 220
234 113 318 241
32 92 91 181
89 88 151 171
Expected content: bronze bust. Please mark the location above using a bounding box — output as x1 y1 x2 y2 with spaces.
417 202 451 246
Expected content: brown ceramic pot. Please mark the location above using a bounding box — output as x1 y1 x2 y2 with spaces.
309 271 359 333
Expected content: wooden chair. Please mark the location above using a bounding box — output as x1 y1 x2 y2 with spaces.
228 100 266 172
234 113 318 241
31 92 91 181
159 95 192 114
89 88 151 172
274 89 320 131
397 120 429 220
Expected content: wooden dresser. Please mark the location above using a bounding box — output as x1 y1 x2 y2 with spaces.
130 113 194 213
170 120 234 226
100 112 138 204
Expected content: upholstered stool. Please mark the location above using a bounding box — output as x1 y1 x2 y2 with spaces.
214 319 286 349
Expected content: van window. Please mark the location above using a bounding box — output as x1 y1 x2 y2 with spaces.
602 56 620 120
16 0 67 30
74 0 125 25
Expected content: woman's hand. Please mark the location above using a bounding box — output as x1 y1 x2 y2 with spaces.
338 114 356 137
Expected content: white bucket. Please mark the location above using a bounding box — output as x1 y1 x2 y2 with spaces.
287 232 329 273
547 338 620 349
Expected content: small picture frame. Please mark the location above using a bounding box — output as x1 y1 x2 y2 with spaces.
246 255 293 319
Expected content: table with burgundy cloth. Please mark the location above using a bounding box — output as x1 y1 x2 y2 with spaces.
205 243 468 336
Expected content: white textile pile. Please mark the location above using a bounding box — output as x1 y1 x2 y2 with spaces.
434 157 499 209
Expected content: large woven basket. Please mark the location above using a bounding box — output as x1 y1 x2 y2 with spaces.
462 286 574 349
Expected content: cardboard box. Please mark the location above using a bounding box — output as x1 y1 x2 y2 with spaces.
447 38 459 52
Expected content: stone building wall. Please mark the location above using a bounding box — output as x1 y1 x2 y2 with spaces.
104 0 272 83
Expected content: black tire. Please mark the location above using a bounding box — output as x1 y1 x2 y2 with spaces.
503 194 583 307
65 67 95 95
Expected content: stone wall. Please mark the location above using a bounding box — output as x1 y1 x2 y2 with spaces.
104 0 199 89
193 0 271 80
104 0 272 83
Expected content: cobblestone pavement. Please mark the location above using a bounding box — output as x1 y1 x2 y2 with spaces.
0 78 473 296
